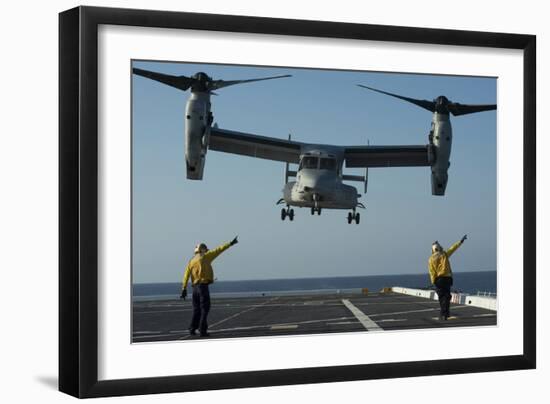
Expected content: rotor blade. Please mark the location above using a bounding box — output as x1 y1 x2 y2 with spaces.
447 103 497 116
132 68 195 91
357 84 436 112
208 74 292 91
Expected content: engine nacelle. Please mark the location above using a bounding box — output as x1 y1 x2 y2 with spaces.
430 113 452 196
431 170 448 196
186 152 206 180
185 127 209 180
184 93 211 180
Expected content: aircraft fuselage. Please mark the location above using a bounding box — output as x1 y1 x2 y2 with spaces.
282 150 359 210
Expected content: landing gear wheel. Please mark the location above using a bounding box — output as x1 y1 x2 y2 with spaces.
355 212 360 224
347 212 353 224
281 208 287 221
311 208 315 215
317 208 321 215
289 209 295 221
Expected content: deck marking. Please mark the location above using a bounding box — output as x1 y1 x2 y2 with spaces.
327 321 359 325
353 302 440 306
368 305 468 318
137 309 192 314
200 317 355 333
134 333 180 339
134 294 492 342
177 299 280 340
270 325 298 330
377 319 407 323
342 299 383 331
208 297 280 329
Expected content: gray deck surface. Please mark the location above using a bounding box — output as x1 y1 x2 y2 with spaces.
132 292 497 343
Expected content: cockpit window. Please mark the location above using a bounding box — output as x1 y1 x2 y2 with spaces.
320 158 336 170
300 156 318 169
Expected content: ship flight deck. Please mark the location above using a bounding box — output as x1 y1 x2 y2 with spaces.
132 291 497 342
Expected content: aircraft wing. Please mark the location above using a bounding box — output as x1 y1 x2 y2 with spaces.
209 127 302 164
344 145 432 168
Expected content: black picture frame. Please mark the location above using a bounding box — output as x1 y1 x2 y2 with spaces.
59 5 536 398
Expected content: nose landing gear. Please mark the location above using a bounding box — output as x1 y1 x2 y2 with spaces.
281 206 294 221
310 193 322 216
347 210 360 224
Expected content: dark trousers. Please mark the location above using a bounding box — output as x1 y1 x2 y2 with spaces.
434 277 453 318
189 283 211 334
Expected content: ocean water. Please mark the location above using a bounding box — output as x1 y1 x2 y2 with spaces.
133 270 496 301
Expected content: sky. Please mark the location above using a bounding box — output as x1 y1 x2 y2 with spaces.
132 60 497 284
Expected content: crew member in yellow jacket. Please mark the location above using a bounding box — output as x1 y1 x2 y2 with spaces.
428 235 467 320
181 236 238 337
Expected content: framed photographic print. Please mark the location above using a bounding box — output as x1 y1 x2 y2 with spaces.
59 5 536 398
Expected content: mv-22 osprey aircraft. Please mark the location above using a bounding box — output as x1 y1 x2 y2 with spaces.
133 68 496 224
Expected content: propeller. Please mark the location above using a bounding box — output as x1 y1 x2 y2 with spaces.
133 68 291 93
357 84 496 116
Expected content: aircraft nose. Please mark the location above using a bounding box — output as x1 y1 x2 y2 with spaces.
301 172 334 193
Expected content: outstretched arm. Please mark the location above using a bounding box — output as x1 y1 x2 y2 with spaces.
204 242 231 262
446 235 467 257
203 236 238 263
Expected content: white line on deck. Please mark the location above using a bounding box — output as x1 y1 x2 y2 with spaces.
326 321 359 325
208 297 280 329
341 299 383 332
178 300 282 341
175 316 355 335
133 332 183 339
377 319 407 323
270 325 298 330
137 309 192 314
473 313 497 318
368 305 468 318
353 302 440 306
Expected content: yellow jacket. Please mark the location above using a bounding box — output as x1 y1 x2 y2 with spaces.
182 242 231 288
428 240 463 284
